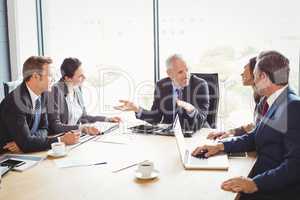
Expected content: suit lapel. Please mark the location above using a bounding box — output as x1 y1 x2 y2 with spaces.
182 86 187 102
256 87 289 134
18 82 35 127
75 87 85 109
164 78 173 108
20 82 34 112
182 76 193 102
57 80 70 122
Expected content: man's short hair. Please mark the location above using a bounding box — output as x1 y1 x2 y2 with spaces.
256 50 290 85
23 56 53 82
166 54 185 69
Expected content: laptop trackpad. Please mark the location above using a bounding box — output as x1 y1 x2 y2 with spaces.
188 153 228 168
189 156 209 165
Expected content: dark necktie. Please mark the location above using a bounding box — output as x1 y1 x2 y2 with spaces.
31 98 41 134
176 88 183 100
173 88 183 121
261 100 269 116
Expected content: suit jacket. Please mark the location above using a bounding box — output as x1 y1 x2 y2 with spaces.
138 75 209 131
47 79 107 134
0 82 57 153
223 87 300 198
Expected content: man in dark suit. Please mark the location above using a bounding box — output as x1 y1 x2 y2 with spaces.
115 54 209 131
0 56 80 153
192 50 300 200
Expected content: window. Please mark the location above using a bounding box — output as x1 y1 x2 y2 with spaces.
7 0 39 80
42 0 154 117
9 0 300 128
159 0 300 129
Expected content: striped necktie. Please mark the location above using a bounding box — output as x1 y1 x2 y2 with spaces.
173 88 183 121
31 98 41 134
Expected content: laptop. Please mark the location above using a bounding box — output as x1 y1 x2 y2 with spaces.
129 121 194 137
173 115 229 170
129 124 172 135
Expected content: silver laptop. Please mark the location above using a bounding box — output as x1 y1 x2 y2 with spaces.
173 115 229 170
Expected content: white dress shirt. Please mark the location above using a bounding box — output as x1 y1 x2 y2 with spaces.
26 83 40 109
266 85 288 109
65 86 83 125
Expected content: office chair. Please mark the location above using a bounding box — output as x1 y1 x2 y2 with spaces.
3 80 22 98
191 73 219 128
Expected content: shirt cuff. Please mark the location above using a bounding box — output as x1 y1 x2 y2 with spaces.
135 108 143 118
233 126 245 136
221 141 231 153
187 108 197 117
79 123 88 132
252 175 265 192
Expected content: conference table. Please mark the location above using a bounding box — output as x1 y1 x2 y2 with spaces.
0 123 256 200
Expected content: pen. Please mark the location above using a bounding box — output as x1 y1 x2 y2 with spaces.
62 162 107 168
96 140 127 145
94 162 107 165
101 124 119 135
68 135 98 151
112 160 148 173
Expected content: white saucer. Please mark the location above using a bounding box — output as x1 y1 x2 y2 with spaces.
47 150 67 158
135 169 159 180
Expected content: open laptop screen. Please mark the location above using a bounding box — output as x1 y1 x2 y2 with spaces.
173 115 188 163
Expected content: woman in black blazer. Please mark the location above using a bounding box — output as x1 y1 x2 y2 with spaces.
48 57 121 135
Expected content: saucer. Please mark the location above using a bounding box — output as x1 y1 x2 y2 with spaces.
135 169 159 180
47 150 67 158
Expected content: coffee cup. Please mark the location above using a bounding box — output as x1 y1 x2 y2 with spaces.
137 161 154 177
51 142 66 156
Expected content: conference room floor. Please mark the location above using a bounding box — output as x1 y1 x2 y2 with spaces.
0 125 256 200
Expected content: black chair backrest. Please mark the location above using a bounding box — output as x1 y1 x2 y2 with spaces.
3 80 22 98
192 73 219 128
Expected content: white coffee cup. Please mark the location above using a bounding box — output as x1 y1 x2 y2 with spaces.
137 161 154 177
51 142 66 156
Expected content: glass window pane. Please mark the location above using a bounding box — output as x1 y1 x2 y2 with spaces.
8 0 39 79
43 0 154 117
159 0 300 130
